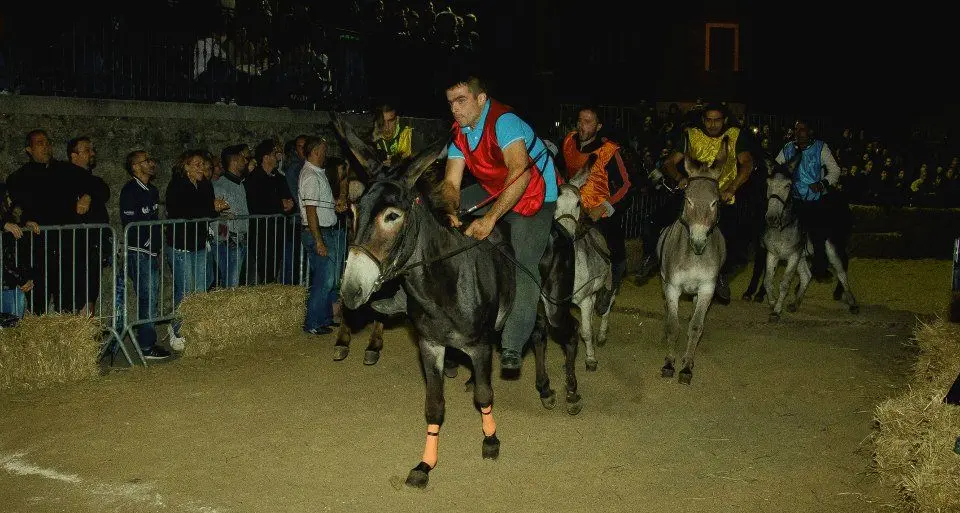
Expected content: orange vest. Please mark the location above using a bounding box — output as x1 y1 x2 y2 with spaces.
561 132 619 210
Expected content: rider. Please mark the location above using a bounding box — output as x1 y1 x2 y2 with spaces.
654 102 758 304
554 105 632 308
371 103 414 167
440 73 559 375
774 119 841 281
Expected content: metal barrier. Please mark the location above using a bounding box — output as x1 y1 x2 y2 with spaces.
0 224 121 361
120 212 347 365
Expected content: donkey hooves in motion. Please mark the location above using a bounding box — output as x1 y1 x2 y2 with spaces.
481 434 500 459
786 303 798 313
678 367 693 385
661 361 675 378
768 312 781 323
585 358 598 372
540 389 557 410
363 350 381 366
849 304 860 315
405 462 433 489
566 393 583 416
333 344 350 361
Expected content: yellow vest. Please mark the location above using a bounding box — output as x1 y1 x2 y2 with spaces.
685 126 740 199
375 125 414 162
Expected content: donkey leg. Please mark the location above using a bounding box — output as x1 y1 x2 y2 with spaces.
792 258 812 311
560 320 583 415
578 295 599 371
764 252 781 321
405 341 446 489
333 310 353 361
833 239 850 300
464 344 499 459
597 306 611 349
826 242 859 314
679 285 714 385
530 307 556 409
743 244 766 300
780 254 801 315
363 319 384 366
661 284 682 378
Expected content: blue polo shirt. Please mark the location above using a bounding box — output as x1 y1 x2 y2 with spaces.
448 100 558 202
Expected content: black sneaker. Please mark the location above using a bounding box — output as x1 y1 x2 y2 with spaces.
304 326 333 335
142 346 171 360
714 274 731 305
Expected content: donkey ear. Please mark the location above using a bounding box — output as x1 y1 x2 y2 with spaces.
330 111 382 177
707 135 729 178
401 139 447 189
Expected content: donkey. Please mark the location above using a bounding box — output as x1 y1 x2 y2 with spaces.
554 168 615 371
340 138 584 488
761 172 859 320
657 136 728 385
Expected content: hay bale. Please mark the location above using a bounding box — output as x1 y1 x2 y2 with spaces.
0 314 102 391
873 319 960 512
177 284 305 357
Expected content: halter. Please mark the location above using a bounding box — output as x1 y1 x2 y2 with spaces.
677 175 721 237
766 193 797 231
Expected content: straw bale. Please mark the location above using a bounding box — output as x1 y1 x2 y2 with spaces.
177 284 305 357
0 314 102 391
873 319 960 512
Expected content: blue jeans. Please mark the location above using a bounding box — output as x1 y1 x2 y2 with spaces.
126 252 159 351
302 228 339 330
166 247 209 336
212 240 247 288
327 225 347 296
0 288 25 318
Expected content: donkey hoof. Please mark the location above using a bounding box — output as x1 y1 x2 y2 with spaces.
661 363 675 378
443 365 458 379
540 389 557 410
363 350 380 366
768 312 780 323
333 345 350 361
596 336 606 348
786 303 797 313
404 462 432 489
566 395 583 416
849 305 860 315
678 368 693 385
482 433 500 459
753 294 765 303
741 292 753 301
585 358 598 372
833 288 844 301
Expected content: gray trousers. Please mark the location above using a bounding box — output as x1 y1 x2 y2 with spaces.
461 184 556 353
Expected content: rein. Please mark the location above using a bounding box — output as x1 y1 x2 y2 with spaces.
766 193 797 231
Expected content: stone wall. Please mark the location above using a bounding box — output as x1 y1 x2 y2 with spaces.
0 95 449 227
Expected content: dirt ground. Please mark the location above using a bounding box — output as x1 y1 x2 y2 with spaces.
0 258 952 513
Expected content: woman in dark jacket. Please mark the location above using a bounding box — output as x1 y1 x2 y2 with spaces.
164 150 229 346
0 185 36 320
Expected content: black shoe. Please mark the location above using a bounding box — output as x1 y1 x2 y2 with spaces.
500 348 521 372
304 326 333 335
142 346 171 360
715 274 731 304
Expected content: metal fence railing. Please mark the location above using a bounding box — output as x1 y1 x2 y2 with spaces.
0 224 121 360
120 213 347 365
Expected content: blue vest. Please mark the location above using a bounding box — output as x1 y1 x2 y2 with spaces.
782 140 826 201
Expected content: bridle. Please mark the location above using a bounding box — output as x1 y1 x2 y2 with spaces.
766 192 796 231
677 175 721 237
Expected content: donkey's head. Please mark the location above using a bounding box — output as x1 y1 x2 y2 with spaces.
330 111 385 180
765 170 794 229
680 135 728 255
554 154 596 236
340 141 446 309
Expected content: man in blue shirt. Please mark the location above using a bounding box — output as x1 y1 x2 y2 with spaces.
440 74 559 376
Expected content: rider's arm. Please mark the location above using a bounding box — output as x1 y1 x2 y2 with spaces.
727 150 754 194
441 145 465 215
483 139 532 223
661 151 686 183
820 143 841 186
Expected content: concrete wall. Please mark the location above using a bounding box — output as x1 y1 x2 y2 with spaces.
0 95 449 226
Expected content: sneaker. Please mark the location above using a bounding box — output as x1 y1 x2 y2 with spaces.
304 326 333 335
169 335 186 352
500 348 522 370
142 346 172 360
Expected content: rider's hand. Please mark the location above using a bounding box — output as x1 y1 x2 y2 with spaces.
720 188 736 203
587 205 605 222
464 215 495 240
447 213 462 229
810 181 825 193
678 177 689 190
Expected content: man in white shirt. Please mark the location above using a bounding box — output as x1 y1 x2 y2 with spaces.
298 136 340 335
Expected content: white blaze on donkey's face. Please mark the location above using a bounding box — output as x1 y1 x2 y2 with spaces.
341 205 406 309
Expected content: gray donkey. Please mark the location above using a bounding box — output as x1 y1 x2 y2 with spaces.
658 136 728 385
762 171 859 320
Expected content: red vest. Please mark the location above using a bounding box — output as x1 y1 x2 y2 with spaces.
452 99 546 216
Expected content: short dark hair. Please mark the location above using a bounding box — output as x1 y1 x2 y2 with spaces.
254 139 279 162
220 144 247 170
303 136 327 159
444 70 486 97
578 105 603 123
124 150 146 176
24 129 48 148
67 136 91 156
702 102 728 118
